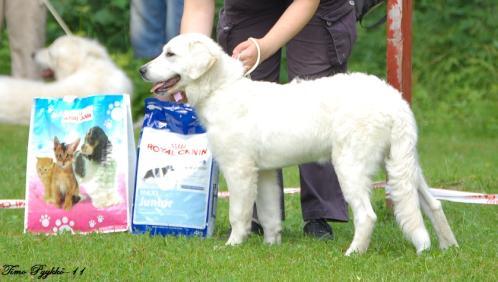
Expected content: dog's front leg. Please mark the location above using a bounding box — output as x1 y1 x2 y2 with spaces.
256 170 282 245
223 164 258 246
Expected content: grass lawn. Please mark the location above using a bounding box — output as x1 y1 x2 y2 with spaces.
0 121 496 280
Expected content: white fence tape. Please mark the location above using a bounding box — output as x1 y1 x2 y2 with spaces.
1 182 496 208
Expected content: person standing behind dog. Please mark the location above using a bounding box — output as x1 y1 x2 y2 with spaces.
130 0 184 59
0 0 46 79
181 0 356 239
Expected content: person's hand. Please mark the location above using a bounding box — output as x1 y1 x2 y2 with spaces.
232 38 262 73
229 0 320 74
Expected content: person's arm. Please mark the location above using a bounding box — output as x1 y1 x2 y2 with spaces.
233 0 320 71
180 0 215 35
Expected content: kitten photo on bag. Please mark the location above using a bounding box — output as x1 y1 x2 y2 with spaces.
51 137 82 211
36 157 55 204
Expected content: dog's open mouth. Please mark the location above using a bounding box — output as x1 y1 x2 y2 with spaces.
151 75 181 96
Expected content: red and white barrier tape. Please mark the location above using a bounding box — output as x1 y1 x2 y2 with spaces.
2 183 496 208
0 200 26 209
428 187 498 205
217 182 497 205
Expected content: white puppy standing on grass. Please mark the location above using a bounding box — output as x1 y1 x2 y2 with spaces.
0 35 133 125
140 33 458 255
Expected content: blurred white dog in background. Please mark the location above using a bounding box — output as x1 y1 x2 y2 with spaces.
0 35 133 124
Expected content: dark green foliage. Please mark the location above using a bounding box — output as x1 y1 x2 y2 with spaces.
412 0 498 137
46 0 130 51
350 0 497 137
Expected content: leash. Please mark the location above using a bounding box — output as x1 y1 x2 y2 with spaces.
40 0 73 35
241 37 261 77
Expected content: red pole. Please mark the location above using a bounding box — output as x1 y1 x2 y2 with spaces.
385 0 412 209
386 0 412 103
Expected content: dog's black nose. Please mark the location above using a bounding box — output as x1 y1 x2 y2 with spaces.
31 52 36 59
139 66 147 77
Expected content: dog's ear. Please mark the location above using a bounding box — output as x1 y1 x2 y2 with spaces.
68 138 80 154
186 40 217 80
84 38 109 60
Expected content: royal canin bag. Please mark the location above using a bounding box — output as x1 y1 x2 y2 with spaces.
132 98 218 237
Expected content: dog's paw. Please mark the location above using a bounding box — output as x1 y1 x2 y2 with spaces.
345 246 356 256
412 227 431 255
110 194 122 206
225 232 245 246
345 243 367 256
439 240 459 250
416 244 431 256
264 233 281 245
78 194 87 201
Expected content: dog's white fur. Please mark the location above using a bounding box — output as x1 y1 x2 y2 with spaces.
75 152 121 209
0 35 133 124
141 33 458 255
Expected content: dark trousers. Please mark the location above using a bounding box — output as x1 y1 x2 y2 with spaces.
217 0 356 222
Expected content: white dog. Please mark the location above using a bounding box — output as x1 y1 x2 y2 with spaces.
140 33 458 255
0 35 133 124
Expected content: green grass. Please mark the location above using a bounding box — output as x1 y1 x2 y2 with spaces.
0 122 496 280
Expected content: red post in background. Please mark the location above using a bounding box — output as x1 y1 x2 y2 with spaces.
386 0 412 103
385 0 412 208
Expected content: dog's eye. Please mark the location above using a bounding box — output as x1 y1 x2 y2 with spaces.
165 51 175 58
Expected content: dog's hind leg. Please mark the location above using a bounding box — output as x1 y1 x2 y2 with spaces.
255 170 282 245
417 172 458 249
223 163 259 246
386 109 432 254
333 155 377 256
386 150 431 252
387 175 430 254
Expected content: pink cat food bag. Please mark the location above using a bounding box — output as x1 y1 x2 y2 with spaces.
24 95 136 234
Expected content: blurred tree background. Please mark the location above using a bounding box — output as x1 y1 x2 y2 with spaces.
0 0 496 136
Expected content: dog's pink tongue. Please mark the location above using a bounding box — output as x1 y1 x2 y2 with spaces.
151 82 166 94
173 92 183 102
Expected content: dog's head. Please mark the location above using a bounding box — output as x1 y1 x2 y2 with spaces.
34 35 110 80
80 126 112 164
139 33 225 105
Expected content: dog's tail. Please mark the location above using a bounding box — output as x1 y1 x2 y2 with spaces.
416 167 459 249
385 101 457 253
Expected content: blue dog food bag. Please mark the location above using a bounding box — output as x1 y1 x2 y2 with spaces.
132 98 218 237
